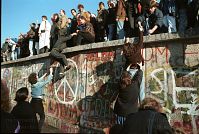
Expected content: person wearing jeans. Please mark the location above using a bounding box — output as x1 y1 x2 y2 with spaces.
116 0 127 39
28 68 53 132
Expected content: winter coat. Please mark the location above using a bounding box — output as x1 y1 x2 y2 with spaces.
121 108 173 134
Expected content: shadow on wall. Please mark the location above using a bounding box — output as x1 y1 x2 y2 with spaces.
167 27 199 78
76 52 125 133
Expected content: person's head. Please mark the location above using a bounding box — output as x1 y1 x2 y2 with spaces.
1 79 11 112
78 4 84 12
30 23 36 28
99 2 105 9
149 1 157 14
140 97 163 112
28 73 37 85
71 9 77 17
120 71 132 89
42 15 47 21
79 16 87 24
68 18 72 24
108 1 115 8
14 87 29 102
51 13 59 23
60 9 65 16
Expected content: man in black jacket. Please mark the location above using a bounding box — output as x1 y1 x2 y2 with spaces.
49 32 77 77
121 97 173 134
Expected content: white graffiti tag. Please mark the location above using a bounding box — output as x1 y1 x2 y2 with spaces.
54 59 79 104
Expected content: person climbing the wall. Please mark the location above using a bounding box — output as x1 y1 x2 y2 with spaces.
28 67 53 132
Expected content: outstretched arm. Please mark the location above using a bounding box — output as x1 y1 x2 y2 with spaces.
138 27 144 48
37 67 54 88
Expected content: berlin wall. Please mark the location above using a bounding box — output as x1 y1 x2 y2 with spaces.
1 31 199 133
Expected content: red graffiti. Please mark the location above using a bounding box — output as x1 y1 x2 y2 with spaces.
86 52 115 61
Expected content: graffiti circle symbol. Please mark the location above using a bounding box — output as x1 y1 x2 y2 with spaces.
54 59 79 104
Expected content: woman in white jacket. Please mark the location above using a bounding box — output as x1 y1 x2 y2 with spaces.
38 15 51 54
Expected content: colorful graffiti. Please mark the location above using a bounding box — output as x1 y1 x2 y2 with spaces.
1 42 199 133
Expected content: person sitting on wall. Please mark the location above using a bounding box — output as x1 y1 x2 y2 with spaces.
76 16 95 45
28 67 53 132
137 0 164 35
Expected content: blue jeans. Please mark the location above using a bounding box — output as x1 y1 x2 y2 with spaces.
163 15 177 33
117 21 125 39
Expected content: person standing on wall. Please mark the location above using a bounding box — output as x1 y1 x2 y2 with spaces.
27 23 36 56
38 15 51 54
28 67 53 132
96 2 108 42
50 13 60 51
57 9 68 40
116 0 127 39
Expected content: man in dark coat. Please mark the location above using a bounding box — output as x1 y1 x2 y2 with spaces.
49 32 77 77
121 97 173 134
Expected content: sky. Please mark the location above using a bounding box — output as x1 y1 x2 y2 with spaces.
1 0 108 46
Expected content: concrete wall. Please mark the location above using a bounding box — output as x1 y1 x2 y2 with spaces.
1 31 199 133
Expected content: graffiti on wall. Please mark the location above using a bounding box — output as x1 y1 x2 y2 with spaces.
1 42 199 133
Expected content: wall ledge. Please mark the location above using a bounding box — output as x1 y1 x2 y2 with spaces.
1 28 199 66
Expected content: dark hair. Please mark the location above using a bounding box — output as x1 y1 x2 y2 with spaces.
31 23 36 26
108 1 114 8
99 2 105 6
14 87 29 102
71 9 76 13
28 73 37 85
120 71 132 89
78 4 84 9
60 9 65 14
1 79 11 112
42 15 47 20
51 13 59 23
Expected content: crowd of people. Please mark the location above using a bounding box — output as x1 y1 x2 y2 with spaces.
1 0 199 62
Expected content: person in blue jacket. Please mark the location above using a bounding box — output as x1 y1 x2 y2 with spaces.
28 67 53 132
